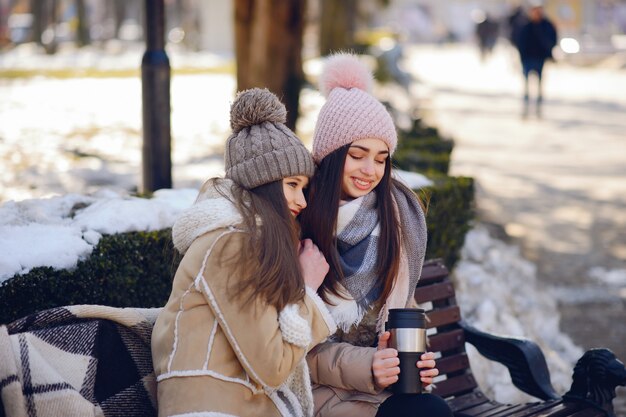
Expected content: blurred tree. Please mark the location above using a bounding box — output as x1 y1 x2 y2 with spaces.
0 0 12 47
166 0 201 50
31 0 58 54
112 0 126 39
31 0 44 44
319 0 356 56
319 0 391 56
75 0 90 46
234 0 306 131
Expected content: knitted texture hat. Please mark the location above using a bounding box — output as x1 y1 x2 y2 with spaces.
224 88 315 190
312 53 397 163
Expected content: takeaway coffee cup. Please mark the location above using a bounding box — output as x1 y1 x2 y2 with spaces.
386 308 427 394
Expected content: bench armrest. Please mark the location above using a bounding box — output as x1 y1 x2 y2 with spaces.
458 320 561 401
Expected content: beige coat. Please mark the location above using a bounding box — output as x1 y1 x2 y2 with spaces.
308 341 391 417
152 189 337 417
306 241 416 417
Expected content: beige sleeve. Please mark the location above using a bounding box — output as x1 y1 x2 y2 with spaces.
306 341 382 394
198 232 335 388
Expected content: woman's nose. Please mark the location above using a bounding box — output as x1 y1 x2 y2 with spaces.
296 190 307 209
361 160 375 175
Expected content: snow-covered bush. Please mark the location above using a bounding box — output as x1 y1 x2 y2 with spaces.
1 176 475 324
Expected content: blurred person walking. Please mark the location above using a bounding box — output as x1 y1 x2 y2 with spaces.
507 5 527 50
517 4 557 118
475 12 499 62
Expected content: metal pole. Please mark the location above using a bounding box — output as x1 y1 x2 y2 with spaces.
141 0 172 192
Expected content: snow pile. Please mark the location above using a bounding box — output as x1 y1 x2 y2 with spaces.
453 226 583 403
394 169 433 189
0 188 197 282
589 266 626 287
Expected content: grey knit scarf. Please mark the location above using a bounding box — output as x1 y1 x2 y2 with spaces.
336 183 427 313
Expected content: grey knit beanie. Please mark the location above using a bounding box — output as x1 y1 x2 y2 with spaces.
224 88 315 190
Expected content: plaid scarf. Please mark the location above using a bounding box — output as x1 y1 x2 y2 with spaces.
0 305 158 417
337 191 383 311
331 182 427 338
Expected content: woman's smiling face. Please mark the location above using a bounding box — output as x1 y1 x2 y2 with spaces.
341 138 389 200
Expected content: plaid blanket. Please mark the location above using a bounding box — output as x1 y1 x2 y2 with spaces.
0 305 160 417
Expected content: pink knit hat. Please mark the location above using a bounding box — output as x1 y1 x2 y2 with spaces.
312 53 397 163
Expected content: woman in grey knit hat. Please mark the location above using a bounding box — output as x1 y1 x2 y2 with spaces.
152 88 337 417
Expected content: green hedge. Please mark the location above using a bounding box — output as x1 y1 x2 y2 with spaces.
0 178 473 325
0 231 180 325
394 121 454 176
421 176 475 268
394 149 451 176
394 120 474 265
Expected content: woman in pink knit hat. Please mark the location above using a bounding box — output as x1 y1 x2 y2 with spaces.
300 54 452 417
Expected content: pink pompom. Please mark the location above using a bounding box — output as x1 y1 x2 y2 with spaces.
319 53 373 98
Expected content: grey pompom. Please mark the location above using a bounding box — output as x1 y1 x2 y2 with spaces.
230 88 287 133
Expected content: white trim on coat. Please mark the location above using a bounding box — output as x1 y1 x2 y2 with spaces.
203 319 219 370
170 412 240 417
156 369 263 395
195 231 273 390
167 282 196 373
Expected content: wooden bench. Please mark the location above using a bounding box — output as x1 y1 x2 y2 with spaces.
417 259 626 417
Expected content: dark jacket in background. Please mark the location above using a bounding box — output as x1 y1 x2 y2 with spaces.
518 18 557 61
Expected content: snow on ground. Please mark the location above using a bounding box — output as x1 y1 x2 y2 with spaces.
0 73 235 202
453 226 583 403
0 188 196 282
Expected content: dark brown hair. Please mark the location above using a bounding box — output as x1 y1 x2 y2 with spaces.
299 144 401 305
212 179 304 312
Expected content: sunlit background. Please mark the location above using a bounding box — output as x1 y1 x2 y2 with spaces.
1 0 625 413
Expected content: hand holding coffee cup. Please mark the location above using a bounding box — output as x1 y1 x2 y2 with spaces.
372 332 401 389
384 308 439 394
373 332 439 390
418 352 439 386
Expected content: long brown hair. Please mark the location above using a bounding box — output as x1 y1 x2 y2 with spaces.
300 144 401 305
212 179 304 312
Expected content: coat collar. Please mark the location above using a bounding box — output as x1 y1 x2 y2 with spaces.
172 179 243 254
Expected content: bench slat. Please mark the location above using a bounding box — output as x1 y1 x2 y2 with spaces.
531 402 580 417
436 352 471 375
504 400 564 417
428 328 465 352
447 391 490 412
431 373 478 398
461 401 511 416
563 408 605 417
485 403 545 417
418 261 449 285
414 280 456 304
426 306 462 329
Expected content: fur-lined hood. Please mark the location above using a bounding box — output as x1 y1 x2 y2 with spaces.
172 179 243 254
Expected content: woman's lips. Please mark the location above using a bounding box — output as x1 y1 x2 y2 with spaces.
352 177 372 190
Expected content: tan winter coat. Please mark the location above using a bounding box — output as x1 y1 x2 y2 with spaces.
306 245 416 417
308 341 390 417
152 184 337 417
